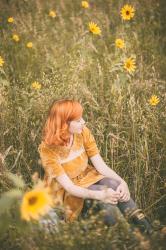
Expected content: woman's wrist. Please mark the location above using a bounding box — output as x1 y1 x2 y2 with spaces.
88 190 103 201
94 190 102 201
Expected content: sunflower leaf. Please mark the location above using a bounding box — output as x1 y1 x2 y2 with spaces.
6 172 25 189
0 189 22 215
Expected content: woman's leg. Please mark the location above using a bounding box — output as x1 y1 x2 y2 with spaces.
90 178 137 226
87 183 119 226
98 178 138 214
88 178 153 233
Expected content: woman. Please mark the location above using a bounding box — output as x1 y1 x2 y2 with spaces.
38 99 152 233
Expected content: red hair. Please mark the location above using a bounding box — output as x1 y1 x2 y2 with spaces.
43 99 83 146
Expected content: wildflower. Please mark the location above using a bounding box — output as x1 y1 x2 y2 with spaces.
88 22 101 35
120 5 135 21
31 81 42 90
12 34 20 42
149 95 160 106
0 56 5 67
115 38 125 49
20 187 53 221
49 10 56 18
8 17 14 23
26 42 33 48
82 1 89 8
124 57 136 73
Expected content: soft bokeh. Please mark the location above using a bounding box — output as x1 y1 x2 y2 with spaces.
0 0 165 249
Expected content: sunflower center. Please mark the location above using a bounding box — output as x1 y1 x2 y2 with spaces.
126 62 131 68
28 196 38 205
126 11 130 15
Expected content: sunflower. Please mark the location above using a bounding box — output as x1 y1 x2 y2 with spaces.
49 10 56 18
120 5 135 21
88 22 101 35
124 57 136 73
0 56 4 67
115 38 125 49
149 95 160 106
12 34 20 42
21 188 53 221
82 1 89 8
26 42 33 48
31 81 42 90
8 17 14 23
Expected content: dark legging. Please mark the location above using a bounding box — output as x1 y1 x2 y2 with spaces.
87 177 138 226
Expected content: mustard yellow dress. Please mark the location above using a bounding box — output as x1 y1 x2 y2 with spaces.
38 126 105 222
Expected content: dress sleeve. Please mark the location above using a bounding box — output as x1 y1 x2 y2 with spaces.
82 126 100 157
38 142 65 178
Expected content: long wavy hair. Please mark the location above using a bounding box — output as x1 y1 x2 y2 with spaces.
42 99 83 146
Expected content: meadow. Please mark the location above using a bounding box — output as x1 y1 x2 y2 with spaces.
0 0 166 249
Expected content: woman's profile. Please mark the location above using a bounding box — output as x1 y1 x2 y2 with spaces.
38 99 152 233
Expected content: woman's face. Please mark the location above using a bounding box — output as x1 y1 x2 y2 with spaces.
68 117 86 134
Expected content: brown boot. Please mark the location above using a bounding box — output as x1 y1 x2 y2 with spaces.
125 208 153 234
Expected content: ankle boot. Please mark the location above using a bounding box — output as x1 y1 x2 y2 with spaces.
126 208 153 234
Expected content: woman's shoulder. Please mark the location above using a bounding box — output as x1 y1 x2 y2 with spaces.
38 141 60 156
38 141 70 159
81 126 94 140
81 126 91 136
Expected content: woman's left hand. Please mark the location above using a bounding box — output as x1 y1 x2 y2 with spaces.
116 181 130 202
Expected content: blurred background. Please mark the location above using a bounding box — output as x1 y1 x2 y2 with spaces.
0 0 166 249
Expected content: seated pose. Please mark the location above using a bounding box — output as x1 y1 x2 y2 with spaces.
38 99 152 233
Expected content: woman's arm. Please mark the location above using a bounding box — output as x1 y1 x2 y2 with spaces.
90 154 130 201
90 154 125 183
56 173 120 204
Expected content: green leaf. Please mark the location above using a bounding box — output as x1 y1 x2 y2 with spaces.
0 189 23 215
119 72 128 84
0 213 11 235
6 172 25 189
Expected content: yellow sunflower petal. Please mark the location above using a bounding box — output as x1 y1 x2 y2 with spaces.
88 22 101 35
12 34 20 42
124 57 136 73
26 42 33 48
31 81 42 90
121 4 135 21
49 10 56 18
8 17 14 23
82 1 89 8
149 95 160 106
0 56 5 67
21 188 53 221
115 38 125 49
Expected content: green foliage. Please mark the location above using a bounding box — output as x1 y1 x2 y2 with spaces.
0 0 166 248
0 212 166 250
0 172 25 235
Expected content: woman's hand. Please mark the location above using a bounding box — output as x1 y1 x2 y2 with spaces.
99 188 120 205
116 181 130 202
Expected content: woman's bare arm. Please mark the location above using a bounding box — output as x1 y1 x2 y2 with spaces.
90 154 125 184
90 154 131 201
56 173 120 204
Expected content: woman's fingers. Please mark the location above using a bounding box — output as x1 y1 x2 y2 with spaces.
106 189 120 198
105 200 118 205
104 196 117 203
106 197 119 204
119 192 125 198
119 193 130 202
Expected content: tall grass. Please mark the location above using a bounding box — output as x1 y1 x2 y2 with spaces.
0 0 165 223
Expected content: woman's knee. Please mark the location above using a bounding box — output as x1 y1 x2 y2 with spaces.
99 178 120 190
